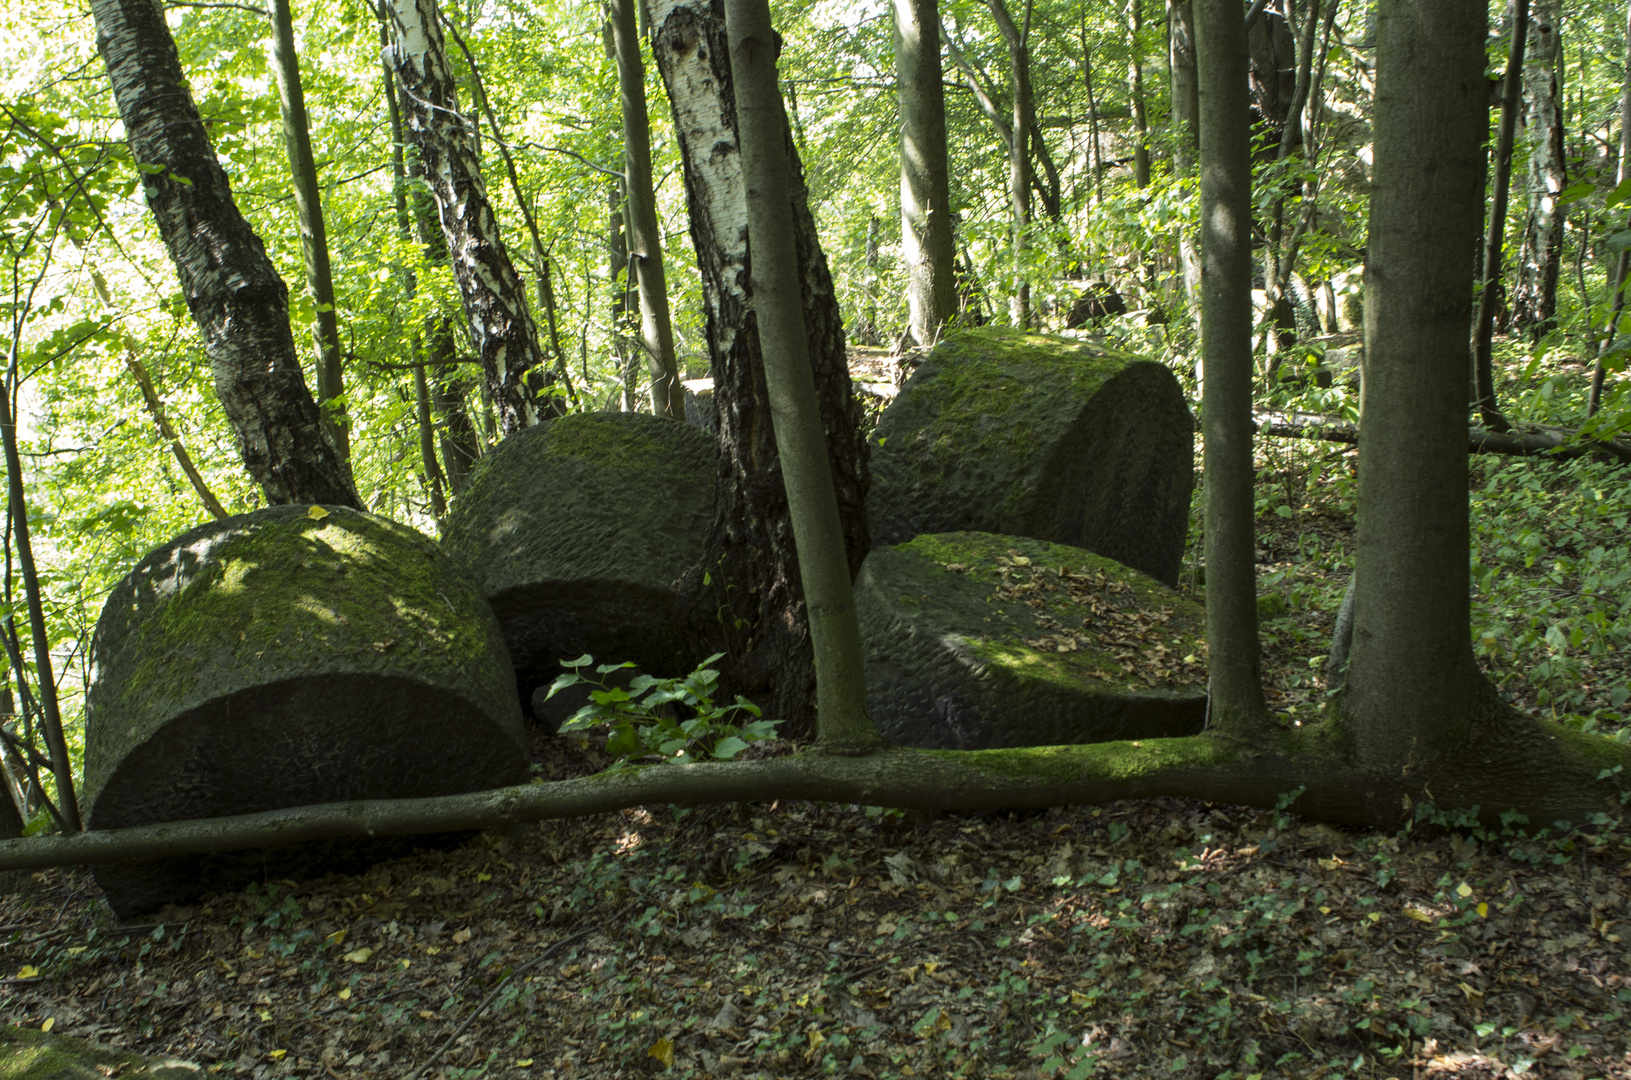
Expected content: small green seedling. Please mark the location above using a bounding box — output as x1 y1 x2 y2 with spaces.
546 653 778 768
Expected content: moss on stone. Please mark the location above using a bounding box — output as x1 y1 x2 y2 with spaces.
868 327 1194 586
0 1025 201 1078
892 532 1206 696
84 506 521 818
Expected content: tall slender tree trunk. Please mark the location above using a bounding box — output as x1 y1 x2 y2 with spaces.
1168 0 1203 341
609 0 683 418
90 0 357 507
607 181 640 411
1512 0 1566 339
1194 0 1264 731
724 0 881 753
268 0 349 462
1589 1 1631 415
1472 0 1527 433
1127 0 1151 190
652 0 870 740
893 0 958 347
992 0 1034 327
387 0 545 435
1347 0 1490 771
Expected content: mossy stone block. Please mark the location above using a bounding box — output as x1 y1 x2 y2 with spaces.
441 412 715 707
0 1026 202 1079
869 327 1194 586
856 532 1208 749
83 506 527 918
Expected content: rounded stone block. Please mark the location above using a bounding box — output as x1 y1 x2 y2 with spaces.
440 411 715 711
84 505 527 917
868 327 1195 586
856 532 1208 750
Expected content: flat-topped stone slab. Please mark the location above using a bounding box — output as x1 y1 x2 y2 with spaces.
84 505 526 918
868 328 1194 587
856 532 1208 750
440 411 715 717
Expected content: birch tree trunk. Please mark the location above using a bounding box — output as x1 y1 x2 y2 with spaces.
386 0 545 435
725 0 880 753
651 0 870 740
893 0 958 347
91 0 357 507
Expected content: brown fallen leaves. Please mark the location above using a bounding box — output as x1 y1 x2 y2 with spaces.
1 728 1627 1080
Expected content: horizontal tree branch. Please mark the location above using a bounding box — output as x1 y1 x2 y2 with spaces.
3 722 1626 874
1253 410 1631 463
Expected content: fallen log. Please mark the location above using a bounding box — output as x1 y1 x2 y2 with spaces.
1252 410 1631 464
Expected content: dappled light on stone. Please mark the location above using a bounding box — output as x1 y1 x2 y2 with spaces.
856 532 1208 749
868 327 1194 587
83 505 527 918
440 411 715 726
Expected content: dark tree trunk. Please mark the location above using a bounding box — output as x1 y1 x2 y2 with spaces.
1472 0 1526 433
386 0 546 435
1348 0 1490 768
652 0 870 741
268 0 349 462
610 0 684 418
894 0 959 347
90 0 358 508
1195 0 1265 730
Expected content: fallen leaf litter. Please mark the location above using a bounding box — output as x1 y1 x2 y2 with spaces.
0 729 1626 1080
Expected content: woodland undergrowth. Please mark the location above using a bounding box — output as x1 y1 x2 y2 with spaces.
0 341 1628 1079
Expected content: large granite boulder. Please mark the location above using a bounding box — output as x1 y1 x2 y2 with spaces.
868 328 1194 587
84 506 527 918
0 1026 202 1078
441 412 715 718
857 532 1208 750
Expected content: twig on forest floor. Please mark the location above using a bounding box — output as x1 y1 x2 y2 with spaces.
403 928 596 1080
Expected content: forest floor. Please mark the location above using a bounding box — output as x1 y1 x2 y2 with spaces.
2 351 1630 1080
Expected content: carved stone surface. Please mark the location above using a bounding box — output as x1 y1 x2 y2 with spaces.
84 505 525 917
441 411 715 709
856 532 1208 750
868 328 1194 587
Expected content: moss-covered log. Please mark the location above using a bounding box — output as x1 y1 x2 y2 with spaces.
84 505 527 917
868 328 1194 586
441 412 715 709
6 715 1627 874
857 533 1207 748
0 1025 202 1078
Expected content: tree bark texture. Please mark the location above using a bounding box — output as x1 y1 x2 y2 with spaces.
1512 0 1565 339
610 0 684 419
90 0 358 508
652 0 870 741
1348 0 1489 772
268 0 349 462
1195 0 1264 730
893 0 959 347
726 0 880 752
387 0 544 435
